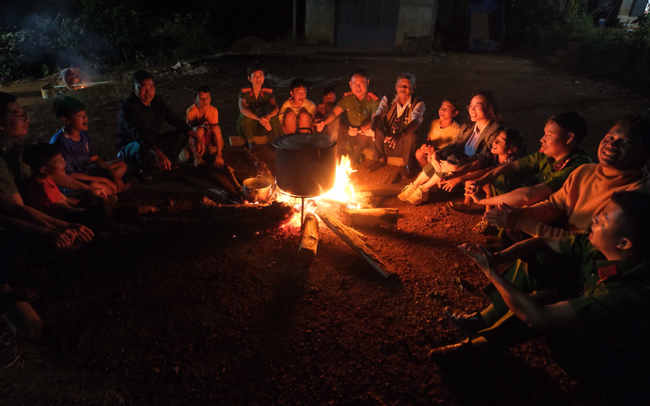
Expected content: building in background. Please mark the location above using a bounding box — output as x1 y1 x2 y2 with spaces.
305 0 439 52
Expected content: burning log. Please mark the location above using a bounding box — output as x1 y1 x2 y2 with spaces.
298 213 319 262
200 198 295 232
342 208 399 229
53 81 112 89
314 206 396 279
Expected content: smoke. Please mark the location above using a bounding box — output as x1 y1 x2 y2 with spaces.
11 11 119 77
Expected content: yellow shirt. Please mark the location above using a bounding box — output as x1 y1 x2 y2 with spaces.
186 104 219 129
426 119 460 145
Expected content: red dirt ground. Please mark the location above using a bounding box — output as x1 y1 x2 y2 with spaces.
1 50 648 405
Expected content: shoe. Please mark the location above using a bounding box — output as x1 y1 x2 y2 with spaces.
429 339 475 362
399 165 412 180
407 186 429 205
194 157 206 168
139 169 153 181
444 306 487 333
397 183 417 201
448 201 483 215
178 147 192 163
368 160 386 172
213 156 224 167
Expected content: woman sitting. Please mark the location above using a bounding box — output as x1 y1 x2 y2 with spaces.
398 91 503 205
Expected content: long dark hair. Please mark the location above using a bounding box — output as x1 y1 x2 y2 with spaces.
468 91 501 123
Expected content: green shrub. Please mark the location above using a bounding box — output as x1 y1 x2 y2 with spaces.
0 32 21 83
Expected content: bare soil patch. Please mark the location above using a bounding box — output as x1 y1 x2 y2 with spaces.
1 50 648 405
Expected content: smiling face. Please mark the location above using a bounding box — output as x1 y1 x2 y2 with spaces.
539 121 570 159
589 202 626 255
467 95 489 123
323 91 336 105
135 78 155 105
598 123 647 169
491 131 510 156
0 101 30 140
395 78 413 99
290 86 307 104
248 70 266 87
195 91 211 109
438 101 458 122
349 74 368 99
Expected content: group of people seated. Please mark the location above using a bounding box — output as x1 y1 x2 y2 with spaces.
1 60 650 390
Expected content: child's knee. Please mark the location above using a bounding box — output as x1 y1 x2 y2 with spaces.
112 160 127 173
298 111 313 124
283 110 297 124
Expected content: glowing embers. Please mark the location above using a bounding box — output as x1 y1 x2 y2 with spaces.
277 155 359 229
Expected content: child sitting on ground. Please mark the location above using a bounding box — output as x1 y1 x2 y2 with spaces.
236 62 283 146
314 86 337 123
50 96 127 197
278 79 317 134
182 85 224 167
415 99 460 168
23 143 157 233
399 128 523 207
314 86 337 136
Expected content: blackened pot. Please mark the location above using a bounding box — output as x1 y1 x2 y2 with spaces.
272 134 337 197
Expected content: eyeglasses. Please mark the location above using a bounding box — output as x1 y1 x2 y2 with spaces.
439 106 454 112
467 103 484 111
11 111 29 121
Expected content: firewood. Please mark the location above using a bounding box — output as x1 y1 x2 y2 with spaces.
201 200 295 232
3 301 42 339
342 208 400 228
314 206 395 279
178 173 242 205
226 165 243 193
355 184 404 197
381 167 401 185
298 213 319 262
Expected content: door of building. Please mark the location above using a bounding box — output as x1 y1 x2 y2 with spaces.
335 0 401 49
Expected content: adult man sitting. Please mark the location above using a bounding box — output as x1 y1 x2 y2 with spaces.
368 73 425 179
118 71 200 176
316 69 379 163
433 190 650 388
485 114 650 238
463 111 591 211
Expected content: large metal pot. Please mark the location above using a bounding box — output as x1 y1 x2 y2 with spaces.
272 134 337 197
242 176 275 203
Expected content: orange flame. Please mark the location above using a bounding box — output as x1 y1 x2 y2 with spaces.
276 155 358 228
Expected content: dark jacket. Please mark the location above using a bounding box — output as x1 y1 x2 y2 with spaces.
117 93 192 150
436 120 502 166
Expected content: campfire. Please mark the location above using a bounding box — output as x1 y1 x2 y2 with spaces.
273 154 399 280
181 134 401 280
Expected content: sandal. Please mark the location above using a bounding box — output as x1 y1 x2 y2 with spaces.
448 201 484 215
472 220 497 235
